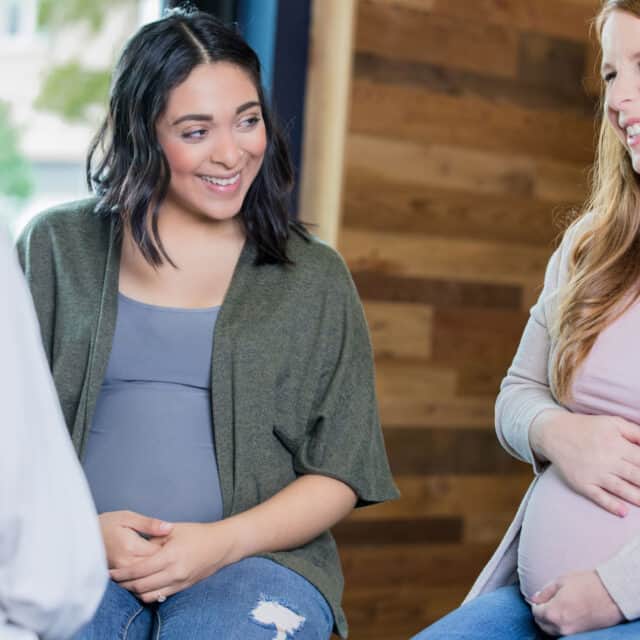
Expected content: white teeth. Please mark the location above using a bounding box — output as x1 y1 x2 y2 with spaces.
627 124 640 137
200 173 240 186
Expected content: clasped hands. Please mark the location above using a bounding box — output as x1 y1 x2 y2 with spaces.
99 511 234 603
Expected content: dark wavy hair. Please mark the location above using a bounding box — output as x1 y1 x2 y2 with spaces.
87 6 304 266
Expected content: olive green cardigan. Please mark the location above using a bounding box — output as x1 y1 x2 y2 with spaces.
16 198 399 637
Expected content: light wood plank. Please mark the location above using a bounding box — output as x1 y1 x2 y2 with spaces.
345 134 588 203
365 302 433 360
343 170 569 246
298 0 356 245
340 228 550 286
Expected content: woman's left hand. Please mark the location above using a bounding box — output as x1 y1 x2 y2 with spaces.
109 521 235 603
530 570 623 636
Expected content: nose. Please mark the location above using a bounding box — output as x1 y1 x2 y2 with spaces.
210 129 243 168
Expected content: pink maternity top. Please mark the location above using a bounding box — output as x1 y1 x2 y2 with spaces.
518 297 640 599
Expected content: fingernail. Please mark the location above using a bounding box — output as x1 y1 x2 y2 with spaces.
159 521 173 532
619 507 628 517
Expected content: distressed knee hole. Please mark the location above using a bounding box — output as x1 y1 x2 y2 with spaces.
250 598 306 640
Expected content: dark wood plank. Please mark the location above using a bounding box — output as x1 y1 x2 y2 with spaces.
333 517 464 546
389 0 600 43
431 308 528 365
356 1 519 77
347 475 532 521
340 542 495 589
352 271 522 309
384 428 529 475
354 51 598 115
341 585 464 639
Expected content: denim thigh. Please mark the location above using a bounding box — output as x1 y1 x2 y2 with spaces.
72 579 153 640
410 585 549 640
153 556 333 640
565 620 640 639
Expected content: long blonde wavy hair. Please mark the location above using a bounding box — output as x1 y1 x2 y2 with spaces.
552 0 640 401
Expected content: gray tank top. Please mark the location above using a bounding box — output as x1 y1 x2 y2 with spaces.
82 293 224 523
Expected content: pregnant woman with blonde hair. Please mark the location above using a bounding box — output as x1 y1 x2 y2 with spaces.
413 1 640 638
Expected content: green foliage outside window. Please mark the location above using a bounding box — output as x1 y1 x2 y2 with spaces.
35 0 134 124
0 101 34 224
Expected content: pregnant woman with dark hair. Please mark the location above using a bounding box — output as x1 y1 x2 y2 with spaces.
18 7 398 639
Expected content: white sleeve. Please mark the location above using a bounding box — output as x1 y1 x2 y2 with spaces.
0 228 108 639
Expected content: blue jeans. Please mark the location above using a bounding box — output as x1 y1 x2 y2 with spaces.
410 585 640 639
73 557 333 640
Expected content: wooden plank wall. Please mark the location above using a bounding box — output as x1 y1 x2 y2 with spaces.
331 1 601 637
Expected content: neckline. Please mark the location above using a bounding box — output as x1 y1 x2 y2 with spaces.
118 291 221 313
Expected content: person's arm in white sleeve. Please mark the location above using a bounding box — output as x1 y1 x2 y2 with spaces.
0 228 107 640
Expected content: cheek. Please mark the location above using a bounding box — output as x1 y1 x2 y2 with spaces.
162 140 200 174
606 104 625 142
246 127 268 161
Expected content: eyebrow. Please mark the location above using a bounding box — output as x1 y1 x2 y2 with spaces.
171 101 261 126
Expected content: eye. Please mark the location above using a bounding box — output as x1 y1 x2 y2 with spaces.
603 71 617 83
238 115 261 130
181 129 207 140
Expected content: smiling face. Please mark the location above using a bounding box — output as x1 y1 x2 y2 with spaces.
602 9 640 173
155 62 267 224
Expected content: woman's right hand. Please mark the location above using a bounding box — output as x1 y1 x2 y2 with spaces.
530 409 640 516
98 510 173 570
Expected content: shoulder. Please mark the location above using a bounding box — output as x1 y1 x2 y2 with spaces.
19 197 104 241
559 210 594 253
551 211 595 287
247 227 360 319
286 226 353 285
17 197 109 257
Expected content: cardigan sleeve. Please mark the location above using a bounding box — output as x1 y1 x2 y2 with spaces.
597 538 640 620
14 215 56 366
495 229 576 472
288 257 399 507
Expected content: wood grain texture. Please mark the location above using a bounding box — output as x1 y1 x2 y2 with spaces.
354 51 598 114
356 1 519 77
340 228 551 286
352 271 523 309
364 0 598 42
334 0 599 637
345 133 589 202
350 78 595 164
342 169 571 247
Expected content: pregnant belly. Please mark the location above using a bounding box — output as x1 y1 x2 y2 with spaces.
518 465 640 599
82 384 223 524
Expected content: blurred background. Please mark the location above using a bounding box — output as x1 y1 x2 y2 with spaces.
0 0 602 637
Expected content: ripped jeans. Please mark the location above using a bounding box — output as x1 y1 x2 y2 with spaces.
72 557 334 640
